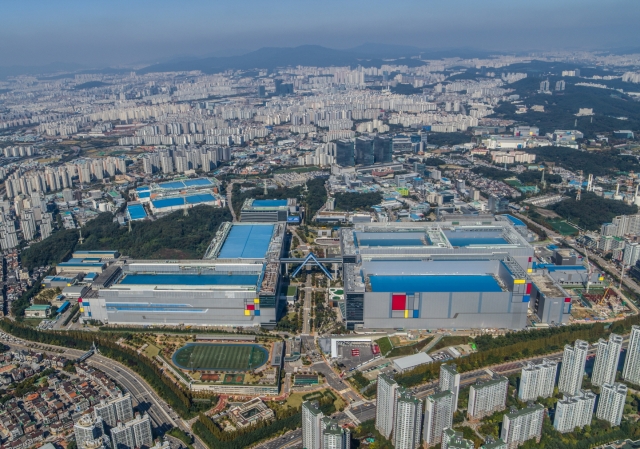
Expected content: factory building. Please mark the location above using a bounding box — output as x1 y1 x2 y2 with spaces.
82 222 286 328
240 198 297 222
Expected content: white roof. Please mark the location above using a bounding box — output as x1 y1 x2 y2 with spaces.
393 352 433 371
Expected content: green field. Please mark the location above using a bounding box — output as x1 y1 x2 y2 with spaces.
172 343 268 371
548 219 579 236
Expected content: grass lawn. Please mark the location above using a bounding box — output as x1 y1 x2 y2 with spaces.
22 318 44 328
173 343 268 371
144 344 160 358
375 337 393 355
285 393 305 409
428 336 470 353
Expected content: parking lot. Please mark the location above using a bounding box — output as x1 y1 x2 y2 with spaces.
336 343 376 371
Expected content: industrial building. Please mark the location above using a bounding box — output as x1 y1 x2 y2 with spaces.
82 222 286 328
340 221 536 331
134 177 225 215
240 198 297 222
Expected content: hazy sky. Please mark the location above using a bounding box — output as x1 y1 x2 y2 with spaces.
2 0 639 67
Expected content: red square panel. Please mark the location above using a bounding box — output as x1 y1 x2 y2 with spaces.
391 294 406 311
528 257 532 262
564 297 571 303
246 304 255 310
526 284 532 294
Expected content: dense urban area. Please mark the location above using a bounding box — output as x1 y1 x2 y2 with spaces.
2 46 640 449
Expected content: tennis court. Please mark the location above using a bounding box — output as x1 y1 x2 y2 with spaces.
172 343 268 371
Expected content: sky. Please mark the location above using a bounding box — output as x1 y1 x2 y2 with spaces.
1 0 639 67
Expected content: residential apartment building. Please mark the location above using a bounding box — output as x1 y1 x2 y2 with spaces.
468 376 508 420
623 325 640 385
376 374 399 439
592 334 623 387
424 390 455 447
394 391 423 449
558 340 589 396
553 390 596 433
500 404 544 449
302 401 324 449
440 364 461 411
518 359 557 402
596 383 627 426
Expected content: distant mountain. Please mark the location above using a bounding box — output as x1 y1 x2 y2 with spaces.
0 62 87 79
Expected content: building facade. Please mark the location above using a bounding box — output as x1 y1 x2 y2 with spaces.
468 376 508 420
302 401 324 449
623 325 640 385
440 364 461 411
424 390 455 447
376 374 399 439
518 359 557 402
558 340 589 396
596 383 627 426
394 391 423 449
500 404 544 449
592 334 623 387
553 390 596 433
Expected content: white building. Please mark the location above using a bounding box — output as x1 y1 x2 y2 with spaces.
500 404 544 449
376 374 399 439
322 417 350 449
592 333 623 387
468 376 508 420
558 340 589 396
440 364 461 411
94 393 134 428
518 359 557 402
303 401 324 449
623 325 640 385
424 390 455 447
110 413 153 449
596 383 627 426
442 428 474 449
394 391 423 449
553 390 596 433
74 415 104 448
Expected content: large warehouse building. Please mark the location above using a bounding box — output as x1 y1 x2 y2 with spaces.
82 222 286 328
340 221 537 330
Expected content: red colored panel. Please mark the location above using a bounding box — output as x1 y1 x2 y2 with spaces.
526 284 532 294
528 257 532 263
564 297 571 303
78 298 83 303
246 304 255 310
391 294 406 311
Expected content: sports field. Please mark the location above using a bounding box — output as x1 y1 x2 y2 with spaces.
172 343 268 371
548 219 579 236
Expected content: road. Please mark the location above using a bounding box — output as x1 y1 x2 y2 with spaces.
226 181 237 222
302 274 312 335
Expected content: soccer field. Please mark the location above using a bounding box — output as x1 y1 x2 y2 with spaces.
172 343 268 371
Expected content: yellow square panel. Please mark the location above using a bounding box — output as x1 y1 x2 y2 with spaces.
527 268 533 273
254 298 260 304
514 279 526 284
404 310 409 318
80 308 84 313
244 310 251 316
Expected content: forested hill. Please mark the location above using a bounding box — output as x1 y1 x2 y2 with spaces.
21 206 231 269
550 192 637 231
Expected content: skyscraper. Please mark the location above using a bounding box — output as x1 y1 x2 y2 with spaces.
94 393 134 428
373 135 393 164
596 383 627 426
623 325 640 385
335 139 355 167
394 391 423 449
468 376 508 420
518 359 558 402
500 404 544 449
440 364 460 411
558 340 589 396
592 333 623 387
376 374 399 439
424 390 454 447
553 390 596 433
322 418 350 449
302 401 324 449
355 137 374 165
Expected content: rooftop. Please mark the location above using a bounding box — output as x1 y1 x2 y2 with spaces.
218 224 275 259
369 275 503 293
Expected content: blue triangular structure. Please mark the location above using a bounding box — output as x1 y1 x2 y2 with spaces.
291 252 333 280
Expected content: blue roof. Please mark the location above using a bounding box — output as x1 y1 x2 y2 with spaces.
152 197 185 208
58 261 105 268
252 199 288 207
138 191 150 199
218 224 274 259
546 265 586 272
370 275 503 293
158 180 186 190
445 230 508 247
136 187 151 192
74 250 117 255
186 193 215 204
127 204 147 220
119 273 259 286
184 178 213 187
504 214 525 227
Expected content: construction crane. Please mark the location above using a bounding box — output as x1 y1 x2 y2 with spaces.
582 239 593 293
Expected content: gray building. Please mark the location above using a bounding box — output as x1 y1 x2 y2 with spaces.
424 390 454 447
355 137 374 165
336 139 355 167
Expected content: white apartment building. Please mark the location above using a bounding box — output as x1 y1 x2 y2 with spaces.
94 393 134 428
518 359 557 402
500 404 544 449
424 390 455 447
394 391 423 449
376 374 399 439
468 376 508 420
558 340 589 396
302 401 324 449
553 390 596 433
442 428 474 449
110 413 153 449
623 325 640 385
592 334 623 387
596 383 627 426
74 415 104 448
440 364 461 411
322 417 350 449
